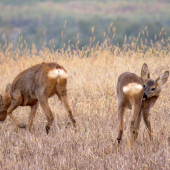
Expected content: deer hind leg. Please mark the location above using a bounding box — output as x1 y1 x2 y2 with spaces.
134 110 142 141
62 95 76 128
130 102 142 147
57 90 76 129
117 104 125 143
28 103 38 131
37 96 54 134
142 110 152 140
7 91 26 128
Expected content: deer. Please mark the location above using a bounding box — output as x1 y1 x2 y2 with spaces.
0 62 76 134
116 63 169 148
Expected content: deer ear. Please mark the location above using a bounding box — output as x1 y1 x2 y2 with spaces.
5 83 11 93
141 63 150 83
156 71 169 86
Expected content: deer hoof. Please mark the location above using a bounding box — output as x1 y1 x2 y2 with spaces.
133 129 136 134
117 138 121 144
19 123 26 129
46 125 50 134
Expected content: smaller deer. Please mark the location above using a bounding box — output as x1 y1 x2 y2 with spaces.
0 62 76 134
117 63 169 148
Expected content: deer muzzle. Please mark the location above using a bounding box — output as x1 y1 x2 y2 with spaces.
143 92 148 99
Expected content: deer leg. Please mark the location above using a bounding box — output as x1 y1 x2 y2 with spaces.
28 103 38 131
134 110 142 141
117 104 125 143
130 102 142 147
57 92 76 129
7 99 26 128
61 95 76 128
38 97 54 134
143 110 152 140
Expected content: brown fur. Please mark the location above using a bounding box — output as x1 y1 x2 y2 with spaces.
117 63 169 148
117 72 144 148
137 64 169 140
0 62 76 134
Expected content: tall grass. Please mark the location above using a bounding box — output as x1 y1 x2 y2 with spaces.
0 30 170 169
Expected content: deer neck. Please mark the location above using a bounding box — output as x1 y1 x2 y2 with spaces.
142 96 159 109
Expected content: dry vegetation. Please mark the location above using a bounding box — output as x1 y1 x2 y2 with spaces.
0 39 170 169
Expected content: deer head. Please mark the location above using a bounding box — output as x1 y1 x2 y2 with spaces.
141 63 169 99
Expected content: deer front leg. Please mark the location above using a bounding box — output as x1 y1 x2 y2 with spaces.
7 99 26 128
28 103 38 131
142 109 152 140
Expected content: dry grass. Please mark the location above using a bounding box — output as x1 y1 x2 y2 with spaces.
0 43 170 169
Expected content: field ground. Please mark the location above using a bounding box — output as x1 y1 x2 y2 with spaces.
0 45 170 169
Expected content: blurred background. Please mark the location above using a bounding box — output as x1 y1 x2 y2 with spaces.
0 0 170 51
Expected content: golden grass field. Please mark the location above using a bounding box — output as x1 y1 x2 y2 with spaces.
0 41 170 169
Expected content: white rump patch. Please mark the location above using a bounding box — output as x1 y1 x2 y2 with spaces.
136 84 143 90
123 86 130 93
123 83 143 95
48 69 68 79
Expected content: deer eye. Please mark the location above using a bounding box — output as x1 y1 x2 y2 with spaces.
151 88 155 91
143 85 145 88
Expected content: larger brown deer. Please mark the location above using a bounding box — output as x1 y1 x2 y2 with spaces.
117 63 169 148
0 62 76 134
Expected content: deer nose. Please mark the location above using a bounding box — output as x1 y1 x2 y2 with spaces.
143 93 147 99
